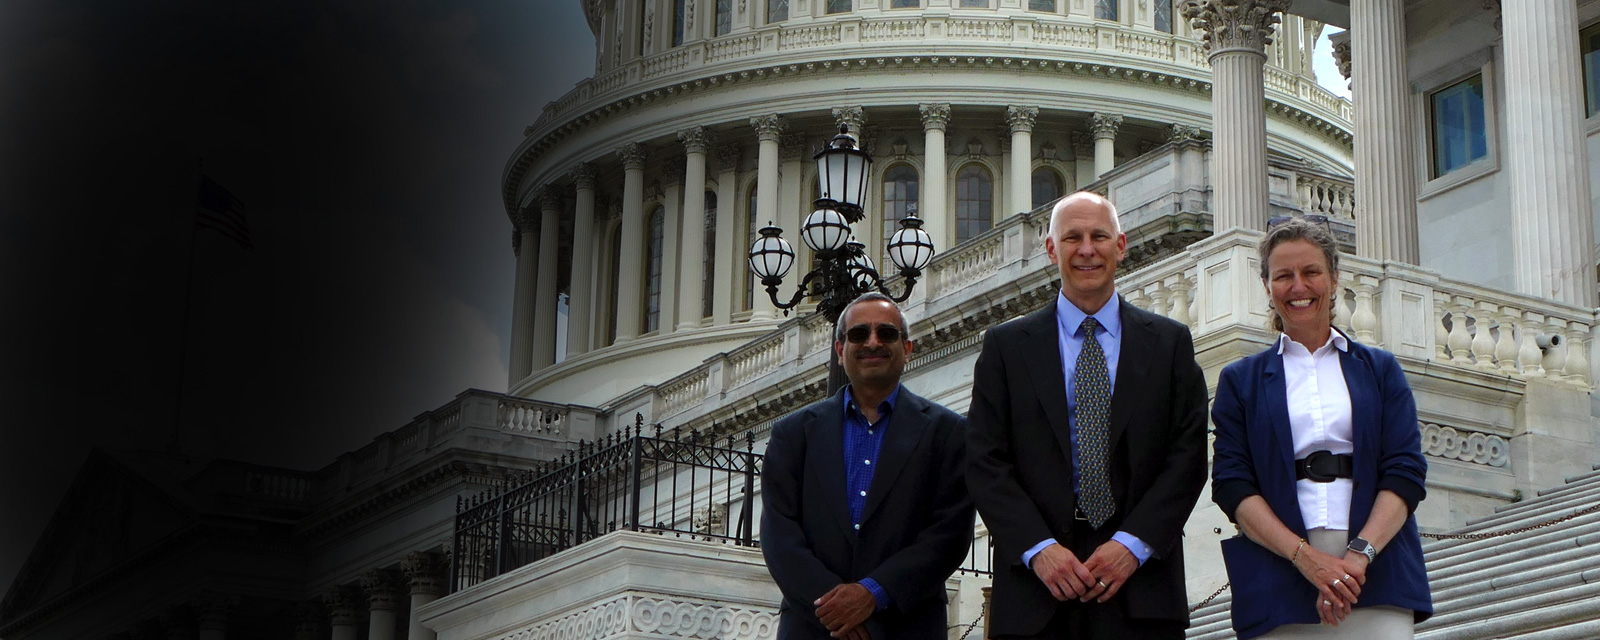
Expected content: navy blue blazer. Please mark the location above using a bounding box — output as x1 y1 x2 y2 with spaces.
1210 335 1433 639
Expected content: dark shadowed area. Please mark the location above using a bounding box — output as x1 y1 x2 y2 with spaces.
0 0 593 598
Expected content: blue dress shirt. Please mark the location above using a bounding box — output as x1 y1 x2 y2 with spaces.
1021 291 1153 568
843 385 899 610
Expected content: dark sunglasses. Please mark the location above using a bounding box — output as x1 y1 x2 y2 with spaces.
844 324 904 344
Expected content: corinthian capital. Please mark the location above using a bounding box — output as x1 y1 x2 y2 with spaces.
618 143 648 170
1006 106 1039 134
750 114 787 142
1179 0 1292 54
832 106 867 134
919 103 951 131
1167 123 1203 143
1089 113 1123 140
536 185 564 212
403 551 448 596
361 569 401 612
678 126 713 154
571 162 597 190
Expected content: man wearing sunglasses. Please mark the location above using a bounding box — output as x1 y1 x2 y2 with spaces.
967 192 1209 639
762 292 976 640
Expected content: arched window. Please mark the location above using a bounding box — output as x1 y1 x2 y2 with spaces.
1094 0 1117 20
827 0 852 13
672 0 687 46
746 182 759 309
703 191 717 319
1031 167 1064 211
955 164 993 243
1154 0 1173 33
768 0 789 23
716 0 733 35
645 205 665 333
882 165 919 254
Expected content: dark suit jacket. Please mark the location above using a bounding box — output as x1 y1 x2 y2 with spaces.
761 386 976 640
1210 337 1432 640
967 298 1209 637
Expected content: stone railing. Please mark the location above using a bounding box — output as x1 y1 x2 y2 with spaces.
925 224 1008 299
524 15 1346 136
727 330 786 389
1296 170 1355 220
1429 285 1593 385
498 396 574 436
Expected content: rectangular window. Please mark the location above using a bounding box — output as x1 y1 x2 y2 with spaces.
1094 0 1117 21
768 0 789 23
673 0 686 46
1583 22 1600 116
958 0 988 7
716 0 732 35
1154 0 1173 33
1029 0 1056 11
1429 74 1488 178
827 0 851 14
889 0 919 6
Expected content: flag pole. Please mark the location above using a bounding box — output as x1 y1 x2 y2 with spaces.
167 159 204 454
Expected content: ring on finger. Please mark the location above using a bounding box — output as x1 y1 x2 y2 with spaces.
1097 580 1108 589
1323 600 1332 607
1332 579 1342 587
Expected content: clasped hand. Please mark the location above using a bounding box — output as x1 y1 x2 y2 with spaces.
814 583 876 639
1030 542 1138 604
1294 546 1369 625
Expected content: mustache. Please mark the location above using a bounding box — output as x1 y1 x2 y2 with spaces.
854 347 892 358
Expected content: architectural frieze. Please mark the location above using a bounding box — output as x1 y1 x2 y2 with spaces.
504 49 1351 217
1423 422 1511 469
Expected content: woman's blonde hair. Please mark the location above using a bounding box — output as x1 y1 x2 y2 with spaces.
1258 218 1340 333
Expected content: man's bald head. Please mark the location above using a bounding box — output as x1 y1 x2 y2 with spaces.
1048 192 1121 239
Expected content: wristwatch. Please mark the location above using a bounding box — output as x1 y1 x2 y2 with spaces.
1347 537 1377 563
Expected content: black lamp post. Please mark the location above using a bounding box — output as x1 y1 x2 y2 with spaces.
747 125 937 394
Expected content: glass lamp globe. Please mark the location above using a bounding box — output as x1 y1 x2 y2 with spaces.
748 225 795 281
801 208 852 253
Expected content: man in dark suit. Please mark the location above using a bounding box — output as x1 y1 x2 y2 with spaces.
761 292 975 640
967 192 1209 639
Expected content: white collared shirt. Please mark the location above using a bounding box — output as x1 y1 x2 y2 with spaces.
1278 331 1354 530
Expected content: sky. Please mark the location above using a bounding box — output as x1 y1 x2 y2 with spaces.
0 2 1350 606
0 0 594 601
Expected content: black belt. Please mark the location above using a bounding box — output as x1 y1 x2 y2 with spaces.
1295 450 1353 482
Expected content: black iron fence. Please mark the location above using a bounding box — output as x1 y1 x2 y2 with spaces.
452 422 762 591
451 418 995 592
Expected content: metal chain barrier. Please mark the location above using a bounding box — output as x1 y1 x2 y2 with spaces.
1419 501 1600 540
1183 501 1600 614
948 608 986 640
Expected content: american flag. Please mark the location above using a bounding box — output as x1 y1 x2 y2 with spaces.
195 174 251 249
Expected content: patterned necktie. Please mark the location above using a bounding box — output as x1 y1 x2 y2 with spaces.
1075 316 1115 529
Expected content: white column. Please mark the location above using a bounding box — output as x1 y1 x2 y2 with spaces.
616 143 649 339
361 571 399 640
533 188 561 367
1503 1 1597 307
659 164 683 335
780 133 806 265
713 144 740 325
1182 0 1288 232
678 127 711 330
1007 106 1039 214
1352 0 1419 263
1090 112 1122 179
403 552 446 640
1071 132 1095 187
507 209 539 385
195 593 238 640
750 114 786 321
568 164 597 355
919 103 951 250
324 587 360 640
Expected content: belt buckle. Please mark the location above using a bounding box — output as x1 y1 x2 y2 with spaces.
1074 506 1090 522
1303 449 1337 483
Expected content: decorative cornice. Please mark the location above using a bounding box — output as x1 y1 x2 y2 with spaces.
750 114 787 142
678 126 713 154
572 162 598 190
1179 0 1291 55
505 53 1352 220
832 105 866 133
618 143 648 170
919 103 952 131
1090 112 1123 139
1006 105 1039 134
